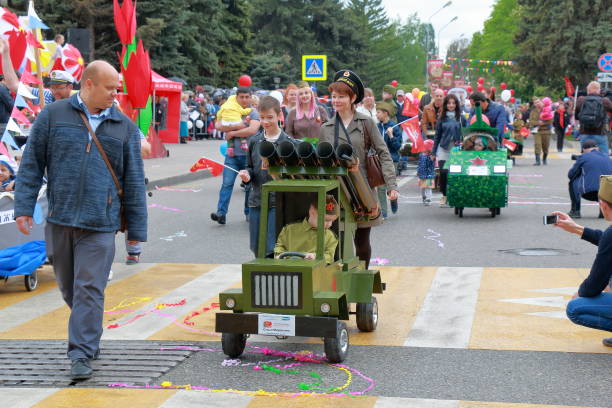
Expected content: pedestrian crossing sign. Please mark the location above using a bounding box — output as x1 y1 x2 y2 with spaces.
302 55 327 81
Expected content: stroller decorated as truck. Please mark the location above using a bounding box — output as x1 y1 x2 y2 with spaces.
216 139 385 363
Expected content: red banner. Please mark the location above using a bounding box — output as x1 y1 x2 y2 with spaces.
400 117 424 154
428 59 444 79
441 71 453 88
564 76 575 97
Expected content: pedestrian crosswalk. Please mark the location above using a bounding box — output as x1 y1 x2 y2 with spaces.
0 263 609 407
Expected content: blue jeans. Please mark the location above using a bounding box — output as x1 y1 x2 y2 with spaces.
566 292 612 332
248 207 276 257
216 155 249 216
579 134 609 155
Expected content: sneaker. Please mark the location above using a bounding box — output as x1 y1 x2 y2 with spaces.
210 213 226 225
126 255 140 265
108 270 113 281
439 196 448 207
71 358 92 380
603 338 612 347
424 199 431 206
390 199 398 214
568 210 581 219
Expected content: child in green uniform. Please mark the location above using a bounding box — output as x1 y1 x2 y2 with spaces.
274 195 339 263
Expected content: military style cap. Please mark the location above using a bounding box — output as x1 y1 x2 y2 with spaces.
383 84 396 97
332 70 365 104
49 70 75 85
599 175 612 203
376 101 395 115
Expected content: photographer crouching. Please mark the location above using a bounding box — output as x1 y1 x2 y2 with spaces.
554 175 612 347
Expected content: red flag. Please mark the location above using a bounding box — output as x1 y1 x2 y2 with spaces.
502 138 517 152
25 32 44 49
400 116 424 153
564 77 575 98
190 157 225 176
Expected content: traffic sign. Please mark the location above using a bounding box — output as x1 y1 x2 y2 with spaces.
302 55 327 81
597 53 612 73
597 72 612 82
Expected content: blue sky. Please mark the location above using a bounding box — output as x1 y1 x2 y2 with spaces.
381 0 496 58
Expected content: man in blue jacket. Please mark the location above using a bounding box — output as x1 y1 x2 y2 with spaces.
567 140 612 218
14 61 147 380
376 101 402 216
468 92 507 143
554 175 612 348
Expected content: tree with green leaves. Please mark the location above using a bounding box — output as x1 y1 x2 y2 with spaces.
515 0 612 88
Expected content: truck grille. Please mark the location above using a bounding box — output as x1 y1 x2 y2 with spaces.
252 272 301 308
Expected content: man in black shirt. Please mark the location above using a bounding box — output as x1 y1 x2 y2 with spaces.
554 175 612 347
0 75 14 134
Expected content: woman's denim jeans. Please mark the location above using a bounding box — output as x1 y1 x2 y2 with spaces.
566 292 612 332
248 207 276 257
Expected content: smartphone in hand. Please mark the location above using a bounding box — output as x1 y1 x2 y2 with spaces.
543 214 558 225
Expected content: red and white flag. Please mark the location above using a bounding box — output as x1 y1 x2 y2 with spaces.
502 138 517 152
189 157 226 176
400 116 424 154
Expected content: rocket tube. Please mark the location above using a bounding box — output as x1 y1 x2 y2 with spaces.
316 141 338 167
259 140 280 167
335 143 378 212
297 141 319 166
278 140 300 166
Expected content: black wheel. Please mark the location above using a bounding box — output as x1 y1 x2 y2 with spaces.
356 296 378 332
324 321 349 363
490 208 496 218
25 270 38 291
221 332 246 358
458 208 464 218
454 207 459 215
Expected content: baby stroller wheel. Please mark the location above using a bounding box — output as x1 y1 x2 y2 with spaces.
25 270 38 291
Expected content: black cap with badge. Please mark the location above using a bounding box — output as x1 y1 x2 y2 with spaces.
332 70 365 104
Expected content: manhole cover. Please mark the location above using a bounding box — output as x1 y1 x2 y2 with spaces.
0 340 196 387
498 248 577 256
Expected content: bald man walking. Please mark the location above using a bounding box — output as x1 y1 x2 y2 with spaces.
14 61 147 380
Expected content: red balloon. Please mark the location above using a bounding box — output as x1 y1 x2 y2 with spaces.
238 74 252 87
490 86 497 92
510 89 515 96
443 89 448 95
477 84 484 92
391 80 398 87
510 97 516 103
500 82 507 90
477 77 485 84
466 86 473 93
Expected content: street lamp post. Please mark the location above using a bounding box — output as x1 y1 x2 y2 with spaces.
437 16 458 61
425 1 452 89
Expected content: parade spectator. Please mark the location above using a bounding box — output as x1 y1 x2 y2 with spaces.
417 139 435 206
14 61 147 380
553 175 612 347
468 91 507 143
380 84 397 118
395 89 409 123
239 96 291 257
576 81 612 155
553 102 570 152
285 81 328 140
211 87 260 225
422 89 444 138
320 70 398 269
534 97 554 165
0 75 13 134
376 101 401 217
216 94 252 153
567 140 612 219
432 93 466 208
0 159 15 192
274 195 339 264
356 88 377 123
419 82 439 113
179 93 190 144
282 83 298 121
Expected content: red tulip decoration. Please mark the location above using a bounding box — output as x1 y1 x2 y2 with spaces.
510 89 515 96
466 86 473 93
500 83 507 90
477 77 485 85
113 0 137 45
5 29 27 72
238 75 252 87
61 44 85 82
120 40 152 109
510 97 516 103
391 80 398 87
477 84 484 92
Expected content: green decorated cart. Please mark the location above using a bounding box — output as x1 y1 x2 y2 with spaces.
446 103 510 218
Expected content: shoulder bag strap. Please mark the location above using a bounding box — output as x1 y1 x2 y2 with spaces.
78 112 124 199
334 112 353 149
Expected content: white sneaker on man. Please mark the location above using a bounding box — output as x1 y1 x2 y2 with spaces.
439 196 449 208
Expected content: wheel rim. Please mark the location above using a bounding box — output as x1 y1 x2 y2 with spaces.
372 301 378 326
28 274 37 288
339 328 348 354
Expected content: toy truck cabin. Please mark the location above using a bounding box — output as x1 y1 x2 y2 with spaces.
216 143 385 363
